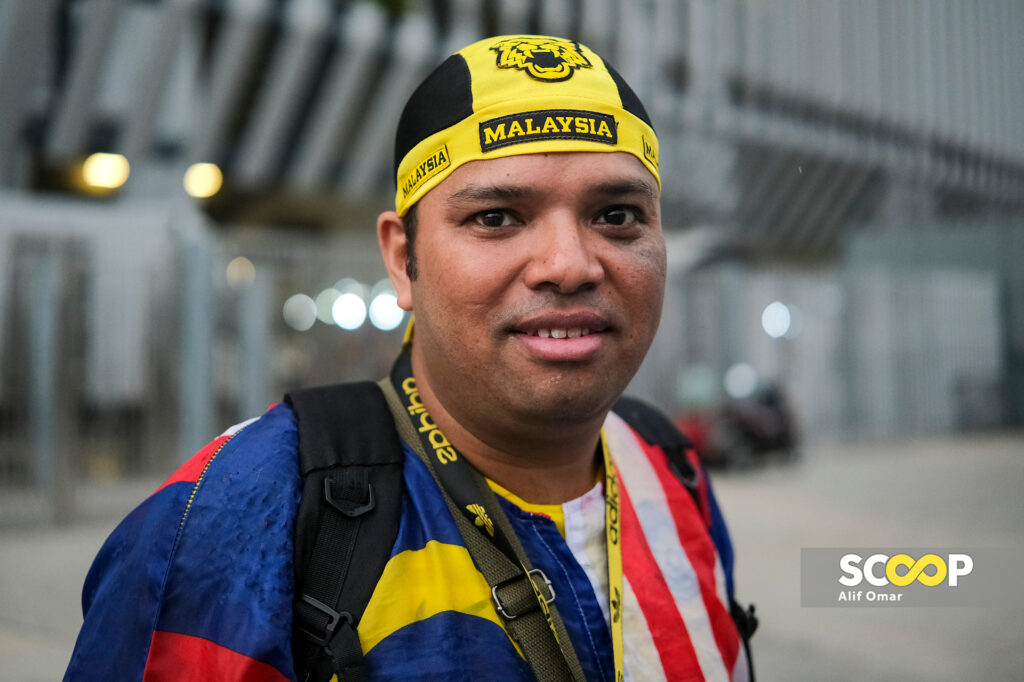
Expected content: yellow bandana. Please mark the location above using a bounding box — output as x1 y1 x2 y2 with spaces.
394 35 660 216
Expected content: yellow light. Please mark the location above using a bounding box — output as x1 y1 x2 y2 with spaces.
82 153 130 190
184 162 223 199
226 256 256 289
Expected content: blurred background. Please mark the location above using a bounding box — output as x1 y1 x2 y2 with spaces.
0 0 1021 680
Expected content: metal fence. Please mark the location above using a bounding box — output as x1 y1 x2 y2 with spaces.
0 193 405 520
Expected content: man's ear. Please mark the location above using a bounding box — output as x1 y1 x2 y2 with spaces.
377 210 413 311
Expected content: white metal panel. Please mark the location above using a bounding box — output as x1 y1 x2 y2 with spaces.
233 0 334 187
340 14 435 197
876 0 899 125
538 0 573 41
154 13 204 160
1003 0 1023 158
0 191 177 403
980 1 1000 156
1010 1 1023 157
495 0 531 36
898 0 918 127
997 0 1015 157
765 0 789 92
95 5 150 120
962 2 980 154
916 0 937 149
929 270 1002 430
712 0 737 110
287 4 388 191
846 268 900 438
0 0 61 184
443 0 483 57
744 0 770 88
934 0 954 142
688 0 718 108
791 0 813 100
650 0 687 125
186 0 274 164
578 0 614 58
818 0 842 107
45 0 122 160
119 0 199 162
782 0 804 95
861 0 883 119
948 0 969 146
615 0 652 100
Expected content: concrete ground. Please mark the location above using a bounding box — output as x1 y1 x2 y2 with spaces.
1 433 1022 681
713 432 1024 682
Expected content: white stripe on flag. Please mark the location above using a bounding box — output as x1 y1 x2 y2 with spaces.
621 575 666 682
221 415 259 437
604 412 729 681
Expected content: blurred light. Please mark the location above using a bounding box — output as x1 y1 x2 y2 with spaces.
315 288 341 324
675 364 718 408
334 277 366 297
724 363 758 399
226 256 255 289
282 294 316 331
82 153 130 190
369 293 404 330
784 304 803 339
184 162 223 198
370 278 395 296
332 292 367 330
762 301 791 339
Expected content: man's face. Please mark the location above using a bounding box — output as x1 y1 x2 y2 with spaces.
395 151 666 430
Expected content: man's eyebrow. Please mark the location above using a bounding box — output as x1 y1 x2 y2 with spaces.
446 178 659 204
588 179 659 202
447 184 539 203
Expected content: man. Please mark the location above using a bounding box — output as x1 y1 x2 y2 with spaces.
66 35 751 681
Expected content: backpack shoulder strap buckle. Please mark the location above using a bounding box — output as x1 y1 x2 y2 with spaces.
324 473 375 518
294 594 354 648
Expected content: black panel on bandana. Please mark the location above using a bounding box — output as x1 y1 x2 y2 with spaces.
393 54 474 183
604 61 654 129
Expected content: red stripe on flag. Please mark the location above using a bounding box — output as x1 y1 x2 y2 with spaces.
153 435 231 494
142 630 290 682
641 439 741 671
619 479 705 681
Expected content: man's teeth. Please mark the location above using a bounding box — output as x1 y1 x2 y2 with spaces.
535 328 590 338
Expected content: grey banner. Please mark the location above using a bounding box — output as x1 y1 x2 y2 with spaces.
801 548 1024 607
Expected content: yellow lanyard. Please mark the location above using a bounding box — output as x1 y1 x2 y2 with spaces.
601 431 625 682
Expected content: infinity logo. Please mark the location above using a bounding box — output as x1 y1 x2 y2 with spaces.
885 554 946 586
839 553 973 587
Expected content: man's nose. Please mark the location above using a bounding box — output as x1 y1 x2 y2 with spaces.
522 215 605 294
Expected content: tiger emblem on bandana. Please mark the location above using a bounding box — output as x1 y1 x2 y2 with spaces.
490 37 592 82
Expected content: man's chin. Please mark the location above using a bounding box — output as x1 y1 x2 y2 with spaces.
510 383 623 426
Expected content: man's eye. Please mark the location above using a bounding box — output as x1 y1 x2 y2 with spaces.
474 210 515 228
597 206 639 227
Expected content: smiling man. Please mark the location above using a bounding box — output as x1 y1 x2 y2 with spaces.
66 35 753 682
379 151 666 504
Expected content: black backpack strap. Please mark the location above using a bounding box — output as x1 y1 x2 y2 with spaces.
285 382 404 682
613 395 758 680
612 396 703 507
